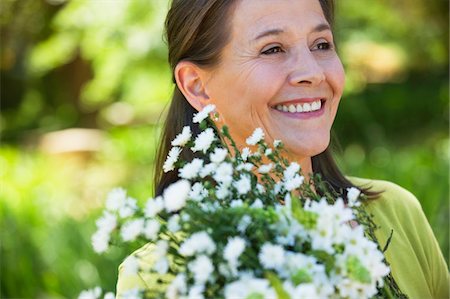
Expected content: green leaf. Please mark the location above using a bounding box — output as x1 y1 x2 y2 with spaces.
290 268 312 285
265 271 291 299
291 195 317 229
346 255 371 283
311 250 335 274
246 293 265 299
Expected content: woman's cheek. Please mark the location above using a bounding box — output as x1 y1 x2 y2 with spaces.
330 58 346 95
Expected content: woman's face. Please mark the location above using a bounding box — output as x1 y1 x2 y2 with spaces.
202 0 345 163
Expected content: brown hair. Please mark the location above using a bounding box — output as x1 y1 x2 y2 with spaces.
155 0 378 199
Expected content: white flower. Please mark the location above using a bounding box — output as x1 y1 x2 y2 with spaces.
258 243 285 270
152 241 171 274
258 163 273 174
123 255 140 275
103 292 115 299
330 198 354 224
163 179 191 212
188 255 214 284
143 219 160 240
264 148 272 156
283 162 300 180
91 230 110 253
284 174 304 191
191 128 215 153
179 158 203 179
213 162 233 185
246 128 264 145
230 199 244 207
224 276 275 299
166 273 187 299
105 188 126 211
210 147 228 164
310 227 334 254
193 104 216 123
78 287 102 299
224 237 246 267
95 211 117 234
347 187 362 207
187 284 205 299
199 162 217 178
179 231 216 256
181 213 191 222
121 288 142 299
241 147 251 161
216 184 230 199
237 215 252 232
167 214 181 232
200 202 219 213
250 199 263 209
163 147 181 173
121 219 144 242
273 139 282 148
233 175 251 195
284 193 292 211
338 279 370 299
144 196 164 218
119 197 138 218
273 181 282 195
154 239 169 258
256 183 265 193
283 252 318 275
236 162 254 172
219 262 233 277
284 282 319 299
153 257 169 274
171 126 192 146
189 182 208 201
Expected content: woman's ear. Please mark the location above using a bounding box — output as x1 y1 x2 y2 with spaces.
174 61 211 112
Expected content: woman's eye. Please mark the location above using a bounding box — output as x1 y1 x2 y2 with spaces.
313 41 333 51
261 46 284 55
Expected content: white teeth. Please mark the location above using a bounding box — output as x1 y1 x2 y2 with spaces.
311 101 322 111
311 101 321 110
275 100 323 113
288 104 296 113
303 103 311 112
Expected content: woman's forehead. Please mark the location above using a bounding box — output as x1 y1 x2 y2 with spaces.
229 0 327 41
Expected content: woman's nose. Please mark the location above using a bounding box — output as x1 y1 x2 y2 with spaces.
288 49 326 86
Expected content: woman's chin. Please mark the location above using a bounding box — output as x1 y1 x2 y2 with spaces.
284 137 330 161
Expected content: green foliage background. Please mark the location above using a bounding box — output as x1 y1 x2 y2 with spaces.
1 0 448 297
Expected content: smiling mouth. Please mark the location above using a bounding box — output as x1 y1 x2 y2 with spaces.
274 99 325 113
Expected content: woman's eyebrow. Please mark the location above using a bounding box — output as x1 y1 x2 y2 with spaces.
312 23 331 33
253 28 285 42
252 23 331 42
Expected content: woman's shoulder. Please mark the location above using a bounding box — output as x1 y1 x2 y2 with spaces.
347 176 425 244
348 176 421 214
348 177 449 298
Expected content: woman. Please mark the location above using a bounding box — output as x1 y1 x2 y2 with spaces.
117 0 449 298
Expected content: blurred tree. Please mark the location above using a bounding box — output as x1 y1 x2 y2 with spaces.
334 0 448 144
1 0 171 142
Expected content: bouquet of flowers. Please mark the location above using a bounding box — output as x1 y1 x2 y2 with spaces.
81 105 406 299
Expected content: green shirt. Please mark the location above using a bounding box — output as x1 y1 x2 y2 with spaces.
116 178 449 298
352 178 449 299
